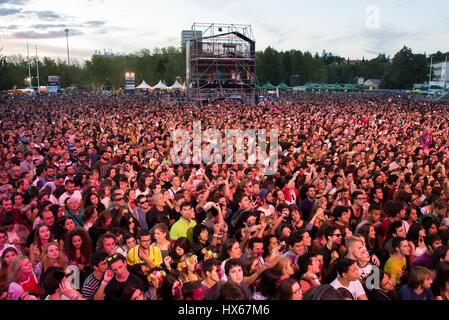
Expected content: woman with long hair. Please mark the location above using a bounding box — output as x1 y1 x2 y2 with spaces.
63 228 93 286
99 182 112 210
290 205 305 232
432 261 449 300
407 223 428 263
82 206 98 231
83 192 105 213
219 238 242 281
125 188 138 212
274 256 295 282
262 234 279 261
105 166 118 188
152 223 172 259
357 223 377 251
0 247 18 290
177 253 201 283
117 213 141 238
89 170 102 192
136 173 152 198
171 237 192 267
142 266 166 300
306 198 328 240
8 256 41 300
113 206 132 227
88 210 113 249
29 224 54 267
55 216 77 249
34 241 68 285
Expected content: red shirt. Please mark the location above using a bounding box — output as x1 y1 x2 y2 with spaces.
21 272 41 297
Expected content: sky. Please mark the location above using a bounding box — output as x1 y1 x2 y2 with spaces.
0 0 448 64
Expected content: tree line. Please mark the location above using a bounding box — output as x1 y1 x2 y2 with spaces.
0 46 447 90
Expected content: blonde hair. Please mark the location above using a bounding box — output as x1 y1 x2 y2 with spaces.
274 256 292 273
345 235 365 250
8 256 30 283
40 241 68 272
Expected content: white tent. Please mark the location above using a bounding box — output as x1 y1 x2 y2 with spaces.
136 80 152 89
153 80 167 90
168 80 185 90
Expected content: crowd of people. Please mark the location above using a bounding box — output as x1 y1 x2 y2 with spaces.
0 90 449 300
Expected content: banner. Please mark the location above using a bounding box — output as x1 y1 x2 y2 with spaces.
47 75 60 93
125 73 135 91
358 77 364 85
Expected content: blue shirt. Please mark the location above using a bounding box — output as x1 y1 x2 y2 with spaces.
398 284 435 300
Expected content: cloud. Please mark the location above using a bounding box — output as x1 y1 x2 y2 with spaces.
83 20 106 27
0 0 27 4
0 7 21 16
30 24 67 29
0 24 19 30
361 26 414 56
7 29 83 40
35 10 64 20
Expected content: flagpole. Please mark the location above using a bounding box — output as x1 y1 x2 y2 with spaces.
35 46 40 91
27 42 32 89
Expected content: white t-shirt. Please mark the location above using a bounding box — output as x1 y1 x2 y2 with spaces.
330 277 366 300
59 190 83 206
356 263 373 282
258 205 275 217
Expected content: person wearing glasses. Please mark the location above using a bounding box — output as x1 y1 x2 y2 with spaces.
133 195 150 230
349 191 369 231
101 253 144 300
317 225 342 282
126 229 163 269
108 190 128 222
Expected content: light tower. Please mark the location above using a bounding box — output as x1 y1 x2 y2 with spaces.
65 28 70 67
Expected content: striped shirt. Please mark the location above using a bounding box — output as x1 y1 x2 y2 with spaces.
82 273 102 300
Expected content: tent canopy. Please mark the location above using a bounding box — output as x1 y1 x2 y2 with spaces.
343 83 357 91
305 83 314 91
331 83 343 91
276 81 292 90
153 80 167 89
168 80 185 90
136 80 151 89
319 83 329 90
261 81 276 90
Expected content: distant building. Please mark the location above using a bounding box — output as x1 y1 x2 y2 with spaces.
348 60 361 65
432 62 449 81
181 30 202 46
364 79 381 89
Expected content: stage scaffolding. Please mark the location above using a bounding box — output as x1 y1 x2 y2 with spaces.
186 23 256 104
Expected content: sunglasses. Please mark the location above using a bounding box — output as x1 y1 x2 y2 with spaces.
140 200 148 204
115 197 124 201
332 234 343 237
107 253 119 262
